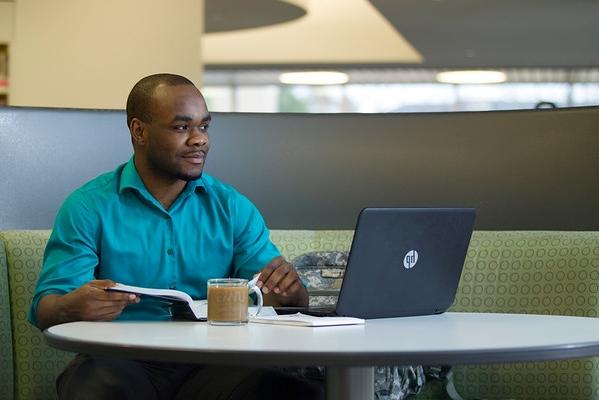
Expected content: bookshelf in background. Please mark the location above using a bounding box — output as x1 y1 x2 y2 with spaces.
0 43 8 106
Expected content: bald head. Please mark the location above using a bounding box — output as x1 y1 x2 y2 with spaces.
126 73 198 127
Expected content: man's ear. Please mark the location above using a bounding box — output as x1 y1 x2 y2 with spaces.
130 118 146 146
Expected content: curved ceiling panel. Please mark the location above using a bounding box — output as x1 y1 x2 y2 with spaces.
205 0 306 33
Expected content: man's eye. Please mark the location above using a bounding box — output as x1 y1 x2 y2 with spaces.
173 125 188 132
200 124 210 132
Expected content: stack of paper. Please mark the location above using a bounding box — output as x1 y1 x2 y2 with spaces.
250 313 365 327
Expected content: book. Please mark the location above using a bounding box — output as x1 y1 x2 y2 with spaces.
106 283 274 321
250 312 365 327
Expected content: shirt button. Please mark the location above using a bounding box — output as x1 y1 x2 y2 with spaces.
169 284 176 289
167 248 174 256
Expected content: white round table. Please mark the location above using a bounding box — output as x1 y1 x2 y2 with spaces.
45 312 599 400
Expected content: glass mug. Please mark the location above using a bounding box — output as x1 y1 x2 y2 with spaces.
207 278 263 325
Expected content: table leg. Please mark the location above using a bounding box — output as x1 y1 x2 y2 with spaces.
326 366 374 400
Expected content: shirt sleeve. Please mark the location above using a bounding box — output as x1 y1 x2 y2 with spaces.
231 193 281 280
28 190 100 327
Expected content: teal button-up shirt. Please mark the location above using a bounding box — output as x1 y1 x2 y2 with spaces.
29 157 280 324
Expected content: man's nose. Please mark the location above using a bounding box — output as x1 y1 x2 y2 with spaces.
189 128 208 146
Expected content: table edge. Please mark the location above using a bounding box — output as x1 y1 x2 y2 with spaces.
45 330 599 366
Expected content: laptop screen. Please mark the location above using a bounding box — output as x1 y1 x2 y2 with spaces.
335 207 476 319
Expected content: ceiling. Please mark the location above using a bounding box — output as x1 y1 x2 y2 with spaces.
203 0 599 69
371 0 599 68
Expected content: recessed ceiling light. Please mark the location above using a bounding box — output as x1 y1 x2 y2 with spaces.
436 70 507 84
279 71 349 85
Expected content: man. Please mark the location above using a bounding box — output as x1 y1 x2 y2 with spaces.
29 73 322 400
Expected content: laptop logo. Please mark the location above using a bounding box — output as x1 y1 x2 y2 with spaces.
403 250 419 269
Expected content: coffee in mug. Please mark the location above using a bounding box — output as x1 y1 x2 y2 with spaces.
207 278 262 325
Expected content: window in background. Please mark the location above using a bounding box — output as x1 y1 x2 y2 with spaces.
454 83 570 111
202 86 233 112
573 84 599 106
203 69 599 113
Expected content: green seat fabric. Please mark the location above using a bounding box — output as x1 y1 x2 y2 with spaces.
411 379 452 400
3 229 598 400
449 231 599 400
1 231 73 400
0 238 15 399
269 230 354 261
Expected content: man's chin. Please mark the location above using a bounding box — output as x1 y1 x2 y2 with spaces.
177 169 203 182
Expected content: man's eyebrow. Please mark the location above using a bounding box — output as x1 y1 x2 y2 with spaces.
172 114 212 123
172 115 192 122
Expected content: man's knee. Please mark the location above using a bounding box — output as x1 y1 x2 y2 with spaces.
57 355 156 400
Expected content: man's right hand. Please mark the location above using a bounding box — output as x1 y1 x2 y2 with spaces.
36 279 139 330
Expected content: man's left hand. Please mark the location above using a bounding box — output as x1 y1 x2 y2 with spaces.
256 256 308 307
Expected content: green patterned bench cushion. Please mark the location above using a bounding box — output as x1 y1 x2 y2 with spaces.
0 231 72 400
449 231 599 400
270 230 354 260
3 229 598 400
0 238 14 399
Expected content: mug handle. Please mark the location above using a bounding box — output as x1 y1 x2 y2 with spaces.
248 277 263 316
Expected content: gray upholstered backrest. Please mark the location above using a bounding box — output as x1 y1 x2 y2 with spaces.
1 106 599 230
1 108 131 230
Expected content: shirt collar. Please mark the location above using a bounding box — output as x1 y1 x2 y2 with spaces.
119 156 206 196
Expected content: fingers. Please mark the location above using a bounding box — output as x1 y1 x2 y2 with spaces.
271 266 302 296
256 257 283 294
280 279 303 297
89 279 116 290
94 304 127 321
87 280 138 303
78 295 132 321
258 257 302 296
62 280 139 322
103 290 139 303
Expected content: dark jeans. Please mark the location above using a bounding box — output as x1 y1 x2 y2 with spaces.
57 354 325 400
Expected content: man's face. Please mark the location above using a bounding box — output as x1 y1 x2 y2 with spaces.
140 84 211 182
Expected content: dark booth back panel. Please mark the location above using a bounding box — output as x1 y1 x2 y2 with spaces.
1 106 598 230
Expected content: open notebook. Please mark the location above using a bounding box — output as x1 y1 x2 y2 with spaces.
107 283 273 321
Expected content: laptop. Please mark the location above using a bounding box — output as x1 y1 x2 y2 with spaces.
276 207 476 319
